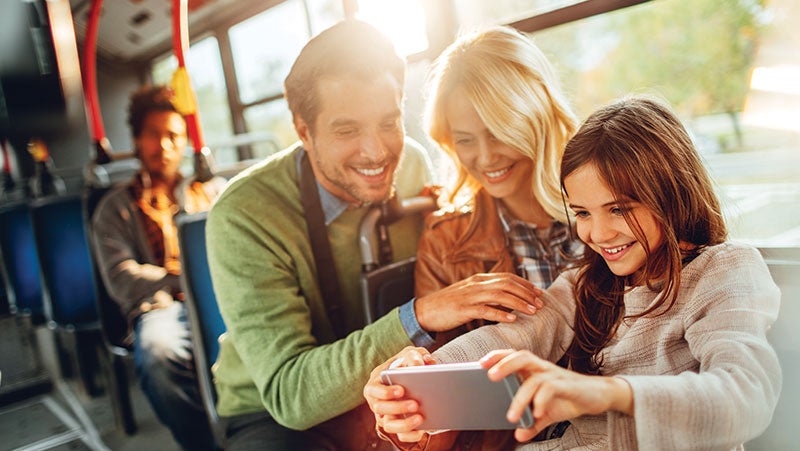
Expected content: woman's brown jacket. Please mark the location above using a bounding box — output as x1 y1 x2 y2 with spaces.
388 188 518 450
414 188 516 349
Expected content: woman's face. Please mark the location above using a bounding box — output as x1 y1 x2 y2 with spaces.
564 163 663 281
444 87 534 205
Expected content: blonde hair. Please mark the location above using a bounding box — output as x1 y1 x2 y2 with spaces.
424 26 577 222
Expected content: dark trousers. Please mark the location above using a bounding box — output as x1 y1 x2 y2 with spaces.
134 303 215 451
222 404 394 451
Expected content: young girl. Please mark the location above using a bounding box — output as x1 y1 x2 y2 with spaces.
412 26 583 348
365 96 782 450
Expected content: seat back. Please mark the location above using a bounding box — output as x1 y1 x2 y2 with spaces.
0 263 9 316
0 200 45 322
83 185 132 350
747 247 800 449
359 195 437 324
361 258 418 324
82 175 140 435
83 160 137 348
176 211 225 447
30 195 99 328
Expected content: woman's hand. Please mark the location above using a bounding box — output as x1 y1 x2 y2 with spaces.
364 347 435 442
480 349 634 443
415 273 544 332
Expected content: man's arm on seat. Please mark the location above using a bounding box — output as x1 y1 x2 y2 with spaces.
92 189 180 316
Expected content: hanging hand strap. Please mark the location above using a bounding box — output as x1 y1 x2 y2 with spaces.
300 151 346 339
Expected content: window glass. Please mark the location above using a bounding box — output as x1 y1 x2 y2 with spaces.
243 99 297 158
403 57 454 186
150 36 235 168
455 0 583 29
229 0 308 104
307 0 345 36
531 0 800 246
356 0 429 56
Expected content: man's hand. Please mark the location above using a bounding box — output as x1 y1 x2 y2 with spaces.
139 289 175 312
415 273 543 332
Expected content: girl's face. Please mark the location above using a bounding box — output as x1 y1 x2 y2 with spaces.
564 163 663 281
444 87 534 205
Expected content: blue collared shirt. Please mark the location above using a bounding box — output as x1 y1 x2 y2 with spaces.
297 149 434 347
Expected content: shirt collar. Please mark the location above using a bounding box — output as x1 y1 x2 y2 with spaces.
496 201 548 233
296 147 349 225
496 201 565 238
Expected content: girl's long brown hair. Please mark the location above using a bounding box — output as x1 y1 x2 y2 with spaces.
560 96 727 374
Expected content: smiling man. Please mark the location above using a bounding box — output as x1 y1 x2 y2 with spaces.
206 21 431 450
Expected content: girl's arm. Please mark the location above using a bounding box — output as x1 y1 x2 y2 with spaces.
480 349 633 442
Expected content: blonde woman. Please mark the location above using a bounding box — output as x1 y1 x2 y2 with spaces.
413 26 583 349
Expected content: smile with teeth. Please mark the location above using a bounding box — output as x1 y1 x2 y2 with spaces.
356 166 386 177
603 243 633 254
484 166 511 178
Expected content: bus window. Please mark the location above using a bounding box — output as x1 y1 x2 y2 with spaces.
455 0 588 28
230 1 310 105
528 0 800 247
354 0 429 56
242 98 293 159
229 0 345 154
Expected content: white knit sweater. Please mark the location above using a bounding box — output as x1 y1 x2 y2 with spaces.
434 241 782 450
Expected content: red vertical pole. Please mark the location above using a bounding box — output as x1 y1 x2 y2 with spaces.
82 0 112 164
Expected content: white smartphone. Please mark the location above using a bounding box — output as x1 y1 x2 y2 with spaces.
380 361 534 431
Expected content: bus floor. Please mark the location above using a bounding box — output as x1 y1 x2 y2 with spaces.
0 318 180 451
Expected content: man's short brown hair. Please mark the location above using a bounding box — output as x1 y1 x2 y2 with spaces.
283 20 405 134
127 85 180 138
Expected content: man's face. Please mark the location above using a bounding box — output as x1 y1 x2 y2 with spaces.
296 73 405 205
135 110 186 183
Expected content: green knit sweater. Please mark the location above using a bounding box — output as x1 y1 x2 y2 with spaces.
207 143 429 429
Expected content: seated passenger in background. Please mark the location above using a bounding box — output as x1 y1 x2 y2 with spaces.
414 26 584 350
365 96 782 450
91 85 225 450
205 20 542 451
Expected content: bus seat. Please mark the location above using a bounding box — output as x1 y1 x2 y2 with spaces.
29 194 104 399
0 265 9 316
0 200 52 406
83 183 138 435
31 195 100 326
0 200 45 324
359 195 437 324
0 193 111 449
747 247 800 449
176 211 225 449
85 156 139 188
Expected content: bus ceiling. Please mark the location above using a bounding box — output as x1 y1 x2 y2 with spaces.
68 0 654 66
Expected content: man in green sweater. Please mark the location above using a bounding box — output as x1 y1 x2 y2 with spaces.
206 20 541 450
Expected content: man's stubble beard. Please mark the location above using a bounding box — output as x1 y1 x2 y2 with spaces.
313 154 399 206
